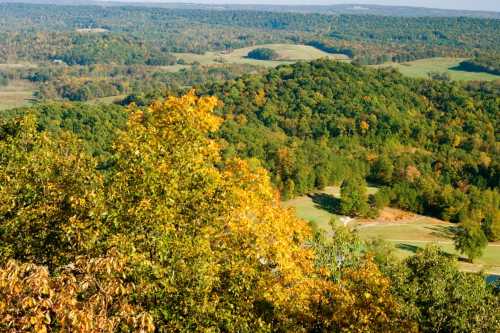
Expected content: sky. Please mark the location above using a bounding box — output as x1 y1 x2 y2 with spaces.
102 0 500 12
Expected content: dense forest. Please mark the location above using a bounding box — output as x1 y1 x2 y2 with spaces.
0 62 266 102
247 48 280 60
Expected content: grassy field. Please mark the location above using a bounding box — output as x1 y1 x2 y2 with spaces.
355 222 500 274
373 57 500 81
0 80 36 110
87 94 127 105
283 186 500 274
174 44 349 68
283 186 377 231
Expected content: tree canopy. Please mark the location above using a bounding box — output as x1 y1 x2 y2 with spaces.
0 92 424 332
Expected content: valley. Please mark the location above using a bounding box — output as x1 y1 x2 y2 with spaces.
0 1 498 331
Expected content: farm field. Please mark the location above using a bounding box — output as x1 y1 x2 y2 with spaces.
283 186 500 274
0 62 37 70
0 79 35 110
373 57 500 81
173 44 349 68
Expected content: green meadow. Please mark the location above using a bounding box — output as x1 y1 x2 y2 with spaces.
374 57 500 81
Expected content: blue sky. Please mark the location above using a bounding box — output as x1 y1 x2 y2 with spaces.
106 1 499 12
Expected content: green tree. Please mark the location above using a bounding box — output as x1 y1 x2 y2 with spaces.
340 177 369 217
387 246 499 332
371 155 394 184
247 48 279 60
454 219 488 262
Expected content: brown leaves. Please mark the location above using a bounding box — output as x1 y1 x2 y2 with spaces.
0 257 154 333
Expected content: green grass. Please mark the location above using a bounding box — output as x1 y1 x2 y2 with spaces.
283 186 500 274
0 80 36 110
282 186 376 232
174 44 349 68
86 94 127 105
373 57 500 81
355 222 500 272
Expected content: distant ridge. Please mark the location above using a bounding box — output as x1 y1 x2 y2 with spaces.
0 1 499 19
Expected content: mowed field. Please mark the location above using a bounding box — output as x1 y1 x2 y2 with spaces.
373 57 500 81
173 44 349 68
283 186 500 274
0 79 36 110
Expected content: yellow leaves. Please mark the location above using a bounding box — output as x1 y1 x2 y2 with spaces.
142 90 223 135
254 88 266 107
2 91 417 331
310 259 413 332
479 152 491 168
128 109 145 125
360 120 370 132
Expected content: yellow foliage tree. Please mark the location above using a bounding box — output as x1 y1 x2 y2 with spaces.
105 91 317 331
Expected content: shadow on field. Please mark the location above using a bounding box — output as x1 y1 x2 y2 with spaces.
426 225 459 240
309 193 342 215
397 243 421 254
397 243 464 261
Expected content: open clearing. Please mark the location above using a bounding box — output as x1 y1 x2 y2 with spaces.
0 62 37 70
76 28 109 33
373 57 500 81
0 80 36 110
174 44 349 68
283 186 500 274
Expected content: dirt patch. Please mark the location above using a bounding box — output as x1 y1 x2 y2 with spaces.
356 207 443 226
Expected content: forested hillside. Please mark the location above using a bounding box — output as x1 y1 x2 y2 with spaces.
201 59 499 238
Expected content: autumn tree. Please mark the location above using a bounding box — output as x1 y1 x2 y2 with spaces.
0 116 107 269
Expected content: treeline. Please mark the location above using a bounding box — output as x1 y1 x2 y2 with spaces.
308 38 466 65
459 54 500 75
19 63 264 102
0 93 498 332
52 34 179 66
200 59 499 239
